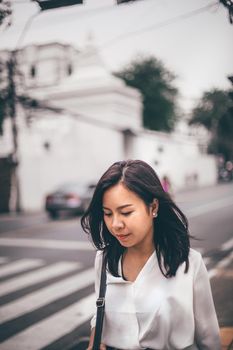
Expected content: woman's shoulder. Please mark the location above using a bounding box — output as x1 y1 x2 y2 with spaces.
95 250 103 268
189 248 202 259
188 248 203 271
95 249 104 263
94 250 104 277
95 250 104 257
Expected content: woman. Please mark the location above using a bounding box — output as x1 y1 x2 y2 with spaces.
81 160 221 350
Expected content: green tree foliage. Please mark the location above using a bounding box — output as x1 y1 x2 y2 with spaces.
189 88 233 160
115 56 179 132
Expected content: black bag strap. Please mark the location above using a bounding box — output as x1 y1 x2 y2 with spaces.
93 251 107 350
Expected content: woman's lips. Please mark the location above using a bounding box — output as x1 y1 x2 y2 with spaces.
116 233 131 241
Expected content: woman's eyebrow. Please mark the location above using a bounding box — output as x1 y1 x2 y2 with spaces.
103 204 133 210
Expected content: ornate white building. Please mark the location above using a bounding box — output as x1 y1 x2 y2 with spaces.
0 41 217 211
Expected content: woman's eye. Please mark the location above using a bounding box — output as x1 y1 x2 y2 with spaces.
103 212 112 217
122 212 133 216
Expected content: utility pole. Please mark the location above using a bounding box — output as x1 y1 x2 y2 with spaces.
7 53 21 212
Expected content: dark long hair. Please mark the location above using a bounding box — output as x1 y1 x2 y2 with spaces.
81 159 190 278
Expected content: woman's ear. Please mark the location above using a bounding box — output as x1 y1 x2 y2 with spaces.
151 198 159 216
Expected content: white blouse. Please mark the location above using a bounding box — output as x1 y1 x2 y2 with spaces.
91 249 221 350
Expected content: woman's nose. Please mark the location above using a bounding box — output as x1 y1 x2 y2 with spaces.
112 216 124 230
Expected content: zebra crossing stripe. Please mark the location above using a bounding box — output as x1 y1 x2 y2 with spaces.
0 293 95 350
0 259 45 278
0 268 95 324
0 261 82 297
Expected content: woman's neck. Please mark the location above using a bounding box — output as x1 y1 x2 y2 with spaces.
126 243 155 260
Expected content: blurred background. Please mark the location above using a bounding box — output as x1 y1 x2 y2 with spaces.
0 0 232 349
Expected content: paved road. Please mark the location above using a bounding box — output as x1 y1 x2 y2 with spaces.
0 183 232 349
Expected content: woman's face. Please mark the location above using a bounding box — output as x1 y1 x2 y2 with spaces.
102 182 158 250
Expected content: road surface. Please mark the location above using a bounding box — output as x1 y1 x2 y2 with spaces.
0 183 232 349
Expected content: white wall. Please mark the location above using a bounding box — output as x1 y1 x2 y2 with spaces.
16 114 217 211
17 113 124 210
133 131 217 191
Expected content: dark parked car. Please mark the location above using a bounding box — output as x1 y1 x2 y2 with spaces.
45 183 96 219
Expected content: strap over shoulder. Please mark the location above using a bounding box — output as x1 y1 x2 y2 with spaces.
93 251 107 350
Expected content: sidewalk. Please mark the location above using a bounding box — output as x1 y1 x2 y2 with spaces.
0 211 48 234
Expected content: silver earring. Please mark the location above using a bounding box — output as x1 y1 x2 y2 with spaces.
153 212 158 218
